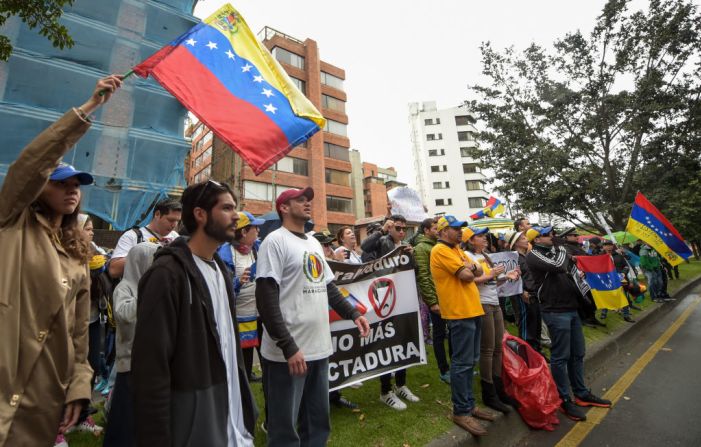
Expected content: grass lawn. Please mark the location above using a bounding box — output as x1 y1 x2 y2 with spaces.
67 259 701 447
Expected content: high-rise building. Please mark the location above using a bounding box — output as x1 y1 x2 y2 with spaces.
0 0 197 230
409 101 489 216
184 27 355 234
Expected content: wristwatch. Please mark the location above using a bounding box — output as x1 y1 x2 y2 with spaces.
469 263 478 272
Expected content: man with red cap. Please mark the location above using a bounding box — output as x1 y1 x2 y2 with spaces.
255 187 370 446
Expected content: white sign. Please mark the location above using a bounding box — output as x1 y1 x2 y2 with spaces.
387 187 429 222
488 251 523 297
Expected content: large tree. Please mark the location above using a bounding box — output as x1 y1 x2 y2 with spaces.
0 0 74 61
469 0 701 235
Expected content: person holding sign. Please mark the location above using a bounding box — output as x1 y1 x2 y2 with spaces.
462 227 520 414
431 216 495 437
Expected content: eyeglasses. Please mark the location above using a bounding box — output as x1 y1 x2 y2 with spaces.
193 179 224 207
394 226 407 232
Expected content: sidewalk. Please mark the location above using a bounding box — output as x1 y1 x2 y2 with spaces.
426 268 701 447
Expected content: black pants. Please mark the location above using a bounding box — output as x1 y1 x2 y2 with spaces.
103 372 135 447
429 310 451 374
380 369 406 394
522 300 542 352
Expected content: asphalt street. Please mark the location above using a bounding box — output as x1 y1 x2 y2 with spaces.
515 283 701 447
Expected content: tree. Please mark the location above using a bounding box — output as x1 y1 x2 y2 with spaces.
469 0 701 234
0 0 74 61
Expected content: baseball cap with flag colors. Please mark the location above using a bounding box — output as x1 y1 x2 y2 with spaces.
462 226 489 243
526 226 553 242
236 211 265 230
436 215 467 232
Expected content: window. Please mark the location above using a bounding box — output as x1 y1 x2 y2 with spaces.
455 115 473 126
424 118 433 125
466 180 484 191
327 195 352 213
325 168 350 186
457 131 475 142
426 133 442 141
430 165 447 173
290 77 306 94
463 163 479 173
435 198 453 206
322 94 345 113
428 149 445 157
324 142 350 161
275 157 308 176
432 181 450 189
243 181 294 201
323 119 347 136
469 197 485 208
321 71 344 90
460 147 473 157
193 165 211 183
272 47 304 69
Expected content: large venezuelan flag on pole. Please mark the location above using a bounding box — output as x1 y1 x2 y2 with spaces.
470 196 505 220
576 255 629 310
133 4 325 174
625 192 692 266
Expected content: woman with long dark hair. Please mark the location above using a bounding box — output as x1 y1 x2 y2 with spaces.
0 76 121 446
334 226 363 264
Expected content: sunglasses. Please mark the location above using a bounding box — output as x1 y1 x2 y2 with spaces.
394 226 407 232
193 179 224 207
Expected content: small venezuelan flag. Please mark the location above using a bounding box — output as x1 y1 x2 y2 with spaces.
576 255 629 310
625 192 692 267
329 288 367 323
470 196 505 220
133 4 325 174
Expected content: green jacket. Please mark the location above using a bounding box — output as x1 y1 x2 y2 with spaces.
413 235 438 307
639 246 661 271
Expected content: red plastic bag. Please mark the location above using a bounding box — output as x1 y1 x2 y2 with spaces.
501 333 562 431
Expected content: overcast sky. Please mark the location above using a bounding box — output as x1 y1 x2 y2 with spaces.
193 0 642 188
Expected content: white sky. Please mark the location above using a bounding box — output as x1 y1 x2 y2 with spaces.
193 0 641 188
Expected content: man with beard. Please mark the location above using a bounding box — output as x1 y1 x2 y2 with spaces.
256 187 370 446
131 180 258 446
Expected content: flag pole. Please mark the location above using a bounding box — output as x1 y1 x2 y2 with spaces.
98 70 134 96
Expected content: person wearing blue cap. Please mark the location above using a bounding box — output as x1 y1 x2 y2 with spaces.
0 75 122 446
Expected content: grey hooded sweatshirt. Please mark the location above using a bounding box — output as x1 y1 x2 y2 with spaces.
113 242 159 372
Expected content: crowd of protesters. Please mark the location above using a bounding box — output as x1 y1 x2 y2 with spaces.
0 77 685 447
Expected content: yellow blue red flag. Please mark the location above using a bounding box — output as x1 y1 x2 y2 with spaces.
576 255 629 310
470 196 505 220
625 192 692 266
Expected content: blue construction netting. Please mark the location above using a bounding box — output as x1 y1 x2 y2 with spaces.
0 0 200 230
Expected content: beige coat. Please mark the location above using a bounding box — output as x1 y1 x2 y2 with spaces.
0 110 93 446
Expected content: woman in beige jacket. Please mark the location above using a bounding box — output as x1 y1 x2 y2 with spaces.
0 75 121 446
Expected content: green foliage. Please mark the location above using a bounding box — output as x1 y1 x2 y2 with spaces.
469 0 701 233
0 0 74 61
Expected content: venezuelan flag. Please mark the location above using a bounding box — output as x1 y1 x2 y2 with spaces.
625 192 692 267
576 255 629 310
133 4 325 174
329 288 367 323
470 196 505 220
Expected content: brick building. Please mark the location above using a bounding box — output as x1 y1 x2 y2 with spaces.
348 151 405 219
184 27 355 235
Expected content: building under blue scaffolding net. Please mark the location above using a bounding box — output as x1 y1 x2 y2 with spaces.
0 0 199 230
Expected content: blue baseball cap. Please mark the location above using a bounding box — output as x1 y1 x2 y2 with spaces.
436 215 467 232
533 226 554 236
50 162 93 185
462 226 489 242
236 211 265 230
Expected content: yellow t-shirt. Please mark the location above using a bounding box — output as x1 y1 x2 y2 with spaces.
430 241 485 320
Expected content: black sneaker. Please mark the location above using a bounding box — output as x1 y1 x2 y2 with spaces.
629 304 642 311
561 400 587 421
332 396 359 410
623 315 636 323
575 391 612 408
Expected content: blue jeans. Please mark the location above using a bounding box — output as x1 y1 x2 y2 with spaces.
644 269 664 299
430 310 451 375
447 317 482 416
541 311 587 401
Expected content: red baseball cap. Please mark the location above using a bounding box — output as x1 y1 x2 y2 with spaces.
275 187 314 214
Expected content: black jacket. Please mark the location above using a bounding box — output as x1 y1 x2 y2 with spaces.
518 252 537 294
360 231 397 262
526 244 582 312
131 237 258 447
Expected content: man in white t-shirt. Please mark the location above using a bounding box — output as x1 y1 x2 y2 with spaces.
256 187 370 446
108 198 182 278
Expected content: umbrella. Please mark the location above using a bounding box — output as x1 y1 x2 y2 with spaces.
257 211 314 240
611 231 639 245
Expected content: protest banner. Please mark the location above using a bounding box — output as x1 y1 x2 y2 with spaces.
488 251 523 297
387 187 429 222
327 247 426 391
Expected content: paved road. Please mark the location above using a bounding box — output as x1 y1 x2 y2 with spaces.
515 283 701 447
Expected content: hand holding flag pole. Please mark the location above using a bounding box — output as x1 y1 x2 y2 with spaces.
98 70 134 96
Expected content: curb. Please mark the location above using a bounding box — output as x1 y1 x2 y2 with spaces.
426 273 701 447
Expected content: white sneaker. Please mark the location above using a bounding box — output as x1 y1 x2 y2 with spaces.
65 416 103 436
380 391 407 410
53 434 69 447
395 385 420 403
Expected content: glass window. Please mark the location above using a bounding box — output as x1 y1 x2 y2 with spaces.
322 94 345 113
466 180 484 191
469 197 485 208
432 181 442 189
243 181 295 201
428 149 445 156
323 119 347 136
426 134 435 141
290 77 306 94
463 163 479 173
321 71 344 90
435 198 452 206
275 157 308 176
327 195 352 213
325 168 350 186
430 165 447 172
323 142 350 161
455 115 473 126
272 47 304 69
458 131 475 142
424 118 433 125
460 147 473 157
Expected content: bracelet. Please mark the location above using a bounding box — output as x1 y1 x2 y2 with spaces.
73 107 91 123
